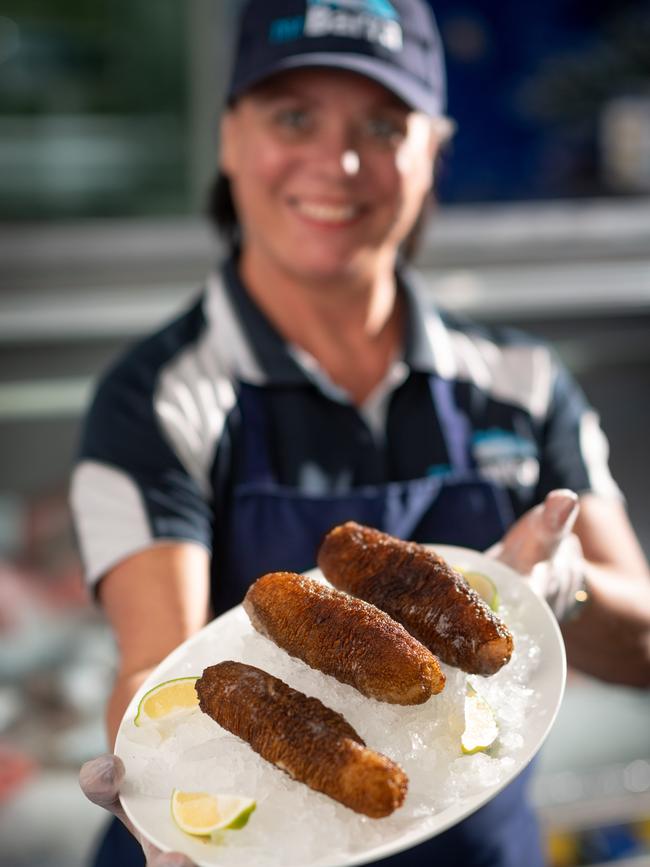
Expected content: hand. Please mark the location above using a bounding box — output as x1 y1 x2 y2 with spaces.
487 489 585 620
80 754 195 867
489 489 650 686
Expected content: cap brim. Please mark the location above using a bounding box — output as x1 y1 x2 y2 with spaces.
230 52 445 117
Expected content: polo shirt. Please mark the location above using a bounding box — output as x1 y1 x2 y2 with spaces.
70 258 620 602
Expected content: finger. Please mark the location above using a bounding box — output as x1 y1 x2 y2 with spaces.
79 754 125 811
79 755 135 832
541 489 579 536
492 489 579 574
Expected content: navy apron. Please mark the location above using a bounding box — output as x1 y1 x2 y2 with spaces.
91 375 543 867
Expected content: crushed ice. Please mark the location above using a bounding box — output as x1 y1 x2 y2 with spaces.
123 594 544 865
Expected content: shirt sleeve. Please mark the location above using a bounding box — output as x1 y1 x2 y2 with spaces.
536 354 622 501
70 347 214 590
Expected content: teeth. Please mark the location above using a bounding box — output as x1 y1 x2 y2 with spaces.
295 201 358 222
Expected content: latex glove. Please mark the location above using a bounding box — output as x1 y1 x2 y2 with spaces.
80 754 195 867
486 489 586 621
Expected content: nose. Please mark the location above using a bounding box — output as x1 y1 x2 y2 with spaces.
311 121 361 179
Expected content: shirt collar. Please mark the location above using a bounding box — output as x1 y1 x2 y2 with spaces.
206 258 307 385
400 265 457 378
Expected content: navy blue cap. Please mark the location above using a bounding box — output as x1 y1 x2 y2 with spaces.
227 0 446 116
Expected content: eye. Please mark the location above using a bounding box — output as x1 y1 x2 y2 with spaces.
365 116 406 144
272 107 312 131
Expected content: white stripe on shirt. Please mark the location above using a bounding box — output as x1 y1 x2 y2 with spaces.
70 460 154 585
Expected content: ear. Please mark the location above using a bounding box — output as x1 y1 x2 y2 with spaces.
424 118 454 190
428 116 455 156
426 121 443 162
219 110 238 176
415 122 440 194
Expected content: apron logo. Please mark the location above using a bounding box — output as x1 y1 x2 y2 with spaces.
426 463 452 478
471 429 540 489
270 0 403 51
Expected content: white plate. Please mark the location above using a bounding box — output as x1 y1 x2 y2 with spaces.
115 546 566 867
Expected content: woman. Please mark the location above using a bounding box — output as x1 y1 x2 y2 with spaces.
73 1 650 865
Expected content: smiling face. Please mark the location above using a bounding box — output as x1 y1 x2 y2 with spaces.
219 68 440 290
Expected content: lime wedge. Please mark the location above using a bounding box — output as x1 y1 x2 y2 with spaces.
454 567 500 611
461 686 499 755
134 676 199 727
171 789 256 837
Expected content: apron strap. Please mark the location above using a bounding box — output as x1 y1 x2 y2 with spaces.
237 383 276 482
429 375 473 474
383 476 444 540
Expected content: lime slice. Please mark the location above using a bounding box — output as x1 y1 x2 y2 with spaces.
454 567 500 612
134 676 199 726
461 686 499 755
171 789 256 837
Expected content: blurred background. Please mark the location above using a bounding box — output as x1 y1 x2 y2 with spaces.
1 1 649 865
